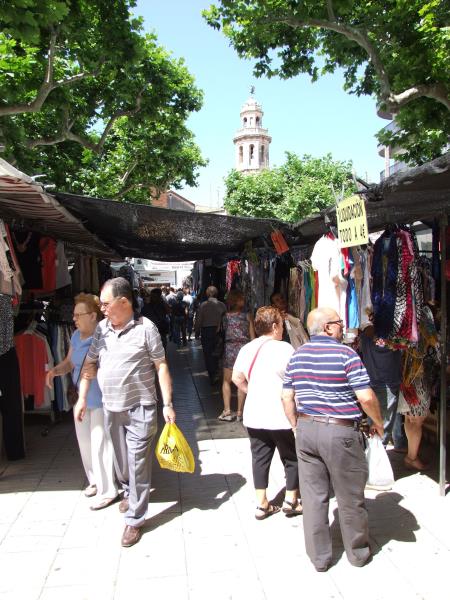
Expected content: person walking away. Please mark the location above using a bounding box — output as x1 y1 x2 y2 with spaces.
218 289 255 421
165 287 177 341
233 306 302 519
282 307 383 572
183 287 194 340
141 288 170 351
74 277 175 547
171 290 188 347
46 293 118 509
194 286 226 384
359 320 406 449
270 292 309 349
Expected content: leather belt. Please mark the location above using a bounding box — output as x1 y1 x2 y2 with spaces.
298 413 359 428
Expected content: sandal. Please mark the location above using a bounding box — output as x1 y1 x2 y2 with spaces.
217 411 234 421
404 456 430 471
255 504 281 520
89 496 119 511
282 499 303 517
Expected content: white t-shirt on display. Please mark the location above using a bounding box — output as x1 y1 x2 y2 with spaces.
310 235 347 320
233 337 295 430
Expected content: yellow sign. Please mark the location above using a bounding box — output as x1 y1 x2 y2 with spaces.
336 195 368 248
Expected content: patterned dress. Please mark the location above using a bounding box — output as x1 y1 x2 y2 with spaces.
223 312 251 369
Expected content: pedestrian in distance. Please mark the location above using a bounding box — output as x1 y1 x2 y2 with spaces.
218 289 255 421
74 277 175 548
194 285 226 384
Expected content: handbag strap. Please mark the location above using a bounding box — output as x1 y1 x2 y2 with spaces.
74 352 88 386
248 339 270 381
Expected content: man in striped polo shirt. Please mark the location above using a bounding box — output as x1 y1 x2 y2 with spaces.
281 307 383 572
75 277 175 548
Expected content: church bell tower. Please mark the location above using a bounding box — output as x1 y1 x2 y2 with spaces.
233 89 271 173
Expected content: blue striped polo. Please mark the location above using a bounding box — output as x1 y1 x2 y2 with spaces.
283 335 371 419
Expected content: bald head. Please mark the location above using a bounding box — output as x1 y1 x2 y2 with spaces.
307 308 341 337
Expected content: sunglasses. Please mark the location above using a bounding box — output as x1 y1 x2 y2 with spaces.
326 319 344 326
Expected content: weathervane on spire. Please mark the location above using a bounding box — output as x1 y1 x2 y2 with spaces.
250 85 255 96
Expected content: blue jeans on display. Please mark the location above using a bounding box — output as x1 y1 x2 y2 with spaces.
372 385 403 446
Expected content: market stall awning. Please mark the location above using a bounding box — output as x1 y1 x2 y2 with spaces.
56 192 300 261
0 159 120 260
292 152 450 242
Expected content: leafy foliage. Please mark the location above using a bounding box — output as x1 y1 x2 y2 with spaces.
204 0 450 164
224 153 356 222
0 0 206 202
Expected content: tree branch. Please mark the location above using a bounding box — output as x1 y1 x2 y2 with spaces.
114 181 148 199
281 16 392 100
96 90 144 155
0 33 101 118
119 160 138 185
388 83 450 112
25 91 145 153
279 15 450 112
326 0 336 22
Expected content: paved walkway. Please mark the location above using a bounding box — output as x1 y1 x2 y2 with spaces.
0 340 449 600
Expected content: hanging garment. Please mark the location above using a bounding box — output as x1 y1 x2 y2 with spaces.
310 235 347 318
15 326 54 409
371 231 398 339
0 347 25 460
226 260 241 291
37 236 57 292
55 241 72 289
358 247 373 328
12 231 43 289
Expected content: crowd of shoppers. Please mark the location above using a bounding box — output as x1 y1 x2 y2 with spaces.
43 275 434 570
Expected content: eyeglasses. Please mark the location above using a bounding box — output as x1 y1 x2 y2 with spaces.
73 311 93 318
326 319 344 327
100 297 119 309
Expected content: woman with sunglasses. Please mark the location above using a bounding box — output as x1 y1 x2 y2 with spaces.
46 293 118 509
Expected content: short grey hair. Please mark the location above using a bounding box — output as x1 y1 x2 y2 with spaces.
206 286 218 298
102 277 139 311
306 307 336 335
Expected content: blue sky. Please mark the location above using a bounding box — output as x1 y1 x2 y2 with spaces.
136 0 388 207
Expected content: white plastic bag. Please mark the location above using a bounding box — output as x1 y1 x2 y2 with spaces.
365 434 395 490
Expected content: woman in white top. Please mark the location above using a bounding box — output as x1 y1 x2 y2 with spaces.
232 306 302 520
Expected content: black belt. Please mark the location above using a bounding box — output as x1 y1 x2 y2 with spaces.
298 413 360 428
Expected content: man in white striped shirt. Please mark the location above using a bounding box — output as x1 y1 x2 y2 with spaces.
75 277 175 548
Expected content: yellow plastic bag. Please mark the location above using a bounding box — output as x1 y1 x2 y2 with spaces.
155 422 195 473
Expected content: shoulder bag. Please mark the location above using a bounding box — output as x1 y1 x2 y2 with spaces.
67 353 87 407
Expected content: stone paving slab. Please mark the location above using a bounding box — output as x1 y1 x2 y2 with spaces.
0 339 448 599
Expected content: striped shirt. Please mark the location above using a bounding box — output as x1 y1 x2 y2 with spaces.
86 315 165 412
283 335 370 419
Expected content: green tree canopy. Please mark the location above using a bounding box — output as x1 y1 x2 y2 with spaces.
224 153 355 222
0 0 207 202
204 0 450 164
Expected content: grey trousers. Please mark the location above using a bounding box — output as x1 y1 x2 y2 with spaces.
105 404 157 527
296 419 370 569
